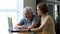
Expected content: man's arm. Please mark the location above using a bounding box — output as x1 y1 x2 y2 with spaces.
16 23 23 28
28 22 38 29
28 16 40 29
15 19 25 29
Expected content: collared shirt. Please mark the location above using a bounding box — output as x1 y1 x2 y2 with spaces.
18 15 41 28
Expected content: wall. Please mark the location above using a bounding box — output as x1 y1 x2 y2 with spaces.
24 0 36 14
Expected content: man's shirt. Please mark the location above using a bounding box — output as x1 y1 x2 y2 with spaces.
18 15 41 28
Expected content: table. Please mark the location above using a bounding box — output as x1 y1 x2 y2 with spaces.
9 31 49 34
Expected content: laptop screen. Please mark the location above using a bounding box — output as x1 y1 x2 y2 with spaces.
8 17 13 31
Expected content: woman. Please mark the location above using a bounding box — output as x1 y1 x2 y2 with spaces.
30 3 56 34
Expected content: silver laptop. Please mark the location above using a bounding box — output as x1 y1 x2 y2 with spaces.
8 17 20 32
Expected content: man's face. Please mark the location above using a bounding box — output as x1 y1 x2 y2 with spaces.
24 10 32 19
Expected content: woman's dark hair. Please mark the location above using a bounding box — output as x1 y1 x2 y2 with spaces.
37 3 48 14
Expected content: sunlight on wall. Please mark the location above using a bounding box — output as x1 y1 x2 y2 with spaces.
55 5 58 20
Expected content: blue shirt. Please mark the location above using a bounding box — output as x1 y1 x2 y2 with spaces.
19 15 40 28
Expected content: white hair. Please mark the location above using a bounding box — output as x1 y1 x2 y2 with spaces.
23 7 34 14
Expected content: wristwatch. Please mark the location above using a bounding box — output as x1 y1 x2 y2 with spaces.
28 29 30 32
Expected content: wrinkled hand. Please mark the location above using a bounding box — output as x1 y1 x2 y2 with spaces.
22 25 26 29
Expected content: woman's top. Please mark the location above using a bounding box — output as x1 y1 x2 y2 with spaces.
41 15 56 34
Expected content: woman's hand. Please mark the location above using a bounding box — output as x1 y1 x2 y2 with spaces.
20 29 28 32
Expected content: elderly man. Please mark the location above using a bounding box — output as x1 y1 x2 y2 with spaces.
16 7 40 31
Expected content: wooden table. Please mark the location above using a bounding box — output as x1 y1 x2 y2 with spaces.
9 31 49 34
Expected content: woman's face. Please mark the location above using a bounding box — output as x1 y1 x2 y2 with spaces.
37 6 43 16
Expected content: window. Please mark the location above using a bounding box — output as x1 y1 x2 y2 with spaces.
0 12 17 34
0 0 23 34
0 0 17 9
55 5 58 20
57 0 60 1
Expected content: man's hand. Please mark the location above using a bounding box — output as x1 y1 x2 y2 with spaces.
22 25 26 29
15 25 27 29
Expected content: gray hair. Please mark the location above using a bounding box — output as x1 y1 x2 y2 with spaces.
23 7 34 14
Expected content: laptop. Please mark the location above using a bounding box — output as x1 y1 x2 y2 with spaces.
8 17 20 32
